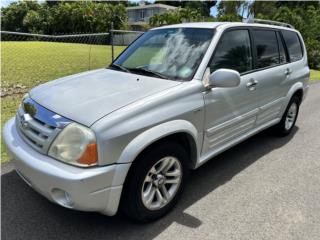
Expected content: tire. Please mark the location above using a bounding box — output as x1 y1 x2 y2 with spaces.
120 141 189 222
273 96 300 137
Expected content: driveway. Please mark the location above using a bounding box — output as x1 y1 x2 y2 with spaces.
2 83 320 240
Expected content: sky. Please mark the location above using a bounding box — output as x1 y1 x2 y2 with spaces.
0 0 15 7
0 0 220 17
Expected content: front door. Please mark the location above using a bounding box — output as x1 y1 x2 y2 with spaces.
201 28 259 160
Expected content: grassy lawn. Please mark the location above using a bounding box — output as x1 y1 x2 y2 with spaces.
310 69 320 81
1 41 125 163
1 41 125 88
1 95 23 163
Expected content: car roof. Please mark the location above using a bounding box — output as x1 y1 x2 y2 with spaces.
151 22 298 32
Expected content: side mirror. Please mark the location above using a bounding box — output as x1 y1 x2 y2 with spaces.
208 69 241 88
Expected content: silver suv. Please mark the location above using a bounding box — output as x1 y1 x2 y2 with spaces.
3 21 310 222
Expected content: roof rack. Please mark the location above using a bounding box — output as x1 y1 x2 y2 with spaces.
246 18 294 29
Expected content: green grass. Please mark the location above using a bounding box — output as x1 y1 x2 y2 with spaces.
1 41 125 163
1 41 125 88
1 95 23 163
310 69 320 81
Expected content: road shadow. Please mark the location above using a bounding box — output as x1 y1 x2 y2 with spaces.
1 127 298 240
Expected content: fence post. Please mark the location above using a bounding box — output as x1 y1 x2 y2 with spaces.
111 22 114 62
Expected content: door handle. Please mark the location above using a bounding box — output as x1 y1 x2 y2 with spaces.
285 68 292 75
246 79 258 90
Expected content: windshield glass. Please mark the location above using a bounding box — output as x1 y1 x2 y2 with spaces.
112 28 214 81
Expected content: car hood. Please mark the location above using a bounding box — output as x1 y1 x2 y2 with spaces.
30 69 182 126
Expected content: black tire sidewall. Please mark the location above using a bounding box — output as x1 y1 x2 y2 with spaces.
121 142 189 222
277 96 300 136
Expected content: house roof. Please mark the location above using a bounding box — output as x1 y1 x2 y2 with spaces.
126 4 177 11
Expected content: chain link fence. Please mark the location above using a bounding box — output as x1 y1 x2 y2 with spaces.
1 30 144 97
110 29 144 61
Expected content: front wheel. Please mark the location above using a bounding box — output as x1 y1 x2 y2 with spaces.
121 142 189 222
274 96 300 136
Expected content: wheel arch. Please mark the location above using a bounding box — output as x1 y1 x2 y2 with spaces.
286 82 304 105
117 120 200 169
292 88 303 104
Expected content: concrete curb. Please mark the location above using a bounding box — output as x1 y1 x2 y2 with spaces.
1 162 14 175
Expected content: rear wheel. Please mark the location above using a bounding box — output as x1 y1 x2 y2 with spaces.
273 96 300 136
121 142 189 222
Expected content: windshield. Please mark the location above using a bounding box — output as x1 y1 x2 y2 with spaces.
112 28 214 81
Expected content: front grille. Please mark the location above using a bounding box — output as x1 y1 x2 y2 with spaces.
16 106 61 154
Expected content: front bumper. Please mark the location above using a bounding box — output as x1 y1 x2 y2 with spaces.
3 118 131 216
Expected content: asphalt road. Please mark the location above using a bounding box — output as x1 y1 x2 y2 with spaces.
2 83 320 240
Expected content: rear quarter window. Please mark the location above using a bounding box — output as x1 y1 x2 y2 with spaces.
276 32 288 64
282 30 303 62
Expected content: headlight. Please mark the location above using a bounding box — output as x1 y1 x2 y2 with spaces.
48 123 97 167
19 93 29 108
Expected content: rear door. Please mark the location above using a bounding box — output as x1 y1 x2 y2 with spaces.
281 29 306 92
250 28 290 126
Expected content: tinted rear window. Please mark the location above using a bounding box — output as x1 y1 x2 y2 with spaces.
282 30 303 61
253 30 279 68
276 32 287 64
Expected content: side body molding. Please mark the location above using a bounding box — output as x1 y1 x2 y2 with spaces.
117 120 199 165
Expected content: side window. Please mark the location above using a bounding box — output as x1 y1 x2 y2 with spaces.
282 30 303 61
277 32 287 64
252 30 279 68
210 30 252 73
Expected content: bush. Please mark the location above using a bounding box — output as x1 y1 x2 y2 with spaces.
1 1 127 34
305 38 320 70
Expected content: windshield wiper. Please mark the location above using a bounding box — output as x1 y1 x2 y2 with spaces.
128 67 169 79
109 63 130 73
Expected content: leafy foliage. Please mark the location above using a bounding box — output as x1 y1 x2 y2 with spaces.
1 1 127 34
155 1 217 17
149 7 209 27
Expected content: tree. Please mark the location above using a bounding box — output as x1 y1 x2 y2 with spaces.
1 1 127 34
217 1 243 16
23 10 43 33
184 1 217 17
272 5 320 69
276 1 320 10
155 0 217 17
1 1 40 32
149 7 206 27
217 1 246 21
218 14 241 22
247 1 277 19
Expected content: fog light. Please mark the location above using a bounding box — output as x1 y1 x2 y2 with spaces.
51 188 74 208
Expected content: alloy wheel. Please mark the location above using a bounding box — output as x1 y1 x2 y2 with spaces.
285 102 298 130
141 156 182 211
